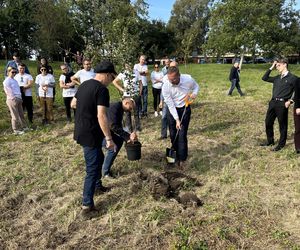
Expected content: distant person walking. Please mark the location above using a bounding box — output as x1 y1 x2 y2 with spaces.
3 66 27 135
15 63 34 124
162 66 199 167
228 61 244 96
260 58 298 151
71 60 117 216
134 55 148 117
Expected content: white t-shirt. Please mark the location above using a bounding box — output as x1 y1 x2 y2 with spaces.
35 74 55 98
73 69 95 84
15 73 34 96
3 77 22 100
151 71 164 89
134 63 148 86
59 74 78 97
117 70 140 97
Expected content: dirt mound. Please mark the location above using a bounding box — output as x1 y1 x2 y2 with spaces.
139 169 203 208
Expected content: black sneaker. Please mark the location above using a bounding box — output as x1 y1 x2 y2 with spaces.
94 184 110 195
272 145 284 152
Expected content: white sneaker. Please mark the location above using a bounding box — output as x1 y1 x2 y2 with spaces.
154 111 158 117
159 111 162 116
14 130 25 135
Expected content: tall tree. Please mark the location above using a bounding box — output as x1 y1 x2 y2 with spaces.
205 0 299 63
168 0 212 62
0 0 37 58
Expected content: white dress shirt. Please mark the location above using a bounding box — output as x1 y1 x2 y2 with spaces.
162 74 199 120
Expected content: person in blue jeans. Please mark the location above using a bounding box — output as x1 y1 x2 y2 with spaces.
72 60 117 216
101 98 138 178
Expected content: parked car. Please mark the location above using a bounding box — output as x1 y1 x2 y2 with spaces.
248 57 267 64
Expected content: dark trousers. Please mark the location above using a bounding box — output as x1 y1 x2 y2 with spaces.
102 133 124 176
168 106 191 161
141 86 148 115
161 104 169 138
228 79 243 96
82 146 104 207
152 88 161 111
265 100 288 147
125 95 141 131
22 96 33 123
63 97 75 121
293 109 300 150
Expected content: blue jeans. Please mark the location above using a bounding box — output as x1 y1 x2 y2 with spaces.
161 103 169 138
141 86 148 115
82 146 104 206
228 79 243 96
102 135 124 176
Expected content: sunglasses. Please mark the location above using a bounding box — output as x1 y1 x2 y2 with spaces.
41 69 47 71
154 66 159 68
11 71 17 74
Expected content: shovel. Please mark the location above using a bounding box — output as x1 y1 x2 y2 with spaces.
166 94 194 164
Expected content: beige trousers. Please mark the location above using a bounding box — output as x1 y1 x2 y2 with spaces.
6 98 27 132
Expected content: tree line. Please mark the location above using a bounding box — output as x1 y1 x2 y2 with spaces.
0 0 299 65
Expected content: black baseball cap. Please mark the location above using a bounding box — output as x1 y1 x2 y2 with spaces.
94 60 117 75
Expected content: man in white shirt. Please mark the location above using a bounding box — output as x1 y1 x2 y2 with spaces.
15 63 34 123
162 66 199 167
35 66 56 124
134 55 148 117
71 59 95 85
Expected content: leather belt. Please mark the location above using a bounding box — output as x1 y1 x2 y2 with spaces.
272 98 286 101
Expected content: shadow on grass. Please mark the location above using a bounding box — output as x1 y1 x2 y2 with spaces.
188 141 241 174
198 121 238 133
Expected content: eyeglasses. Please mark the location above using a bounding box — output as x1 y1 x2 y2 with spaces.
61 68 67 70
154 66 159 68
84 63 91 66
41 69 47 71
11 71 17 74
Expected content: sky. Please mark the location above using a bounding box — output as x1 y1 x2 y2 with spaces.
147 0 176 23
148 0 300 23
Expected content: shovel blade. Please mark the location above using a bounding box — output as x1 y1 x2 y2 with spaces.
166 147 176 163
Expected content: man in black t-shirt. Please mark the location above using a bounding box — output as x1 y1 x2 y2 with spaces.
261 58 298 151
71 60 117 216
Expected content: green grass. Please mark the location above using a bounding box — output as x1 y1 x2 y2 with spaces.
1 60 300 249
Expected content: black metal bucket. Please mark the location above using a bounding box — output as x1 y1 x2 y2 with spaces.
166 147 176 163
125 141 142 161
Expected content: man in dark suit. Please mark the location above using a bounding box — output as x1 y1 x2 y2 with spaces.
228 61 244 96
261 57 298 151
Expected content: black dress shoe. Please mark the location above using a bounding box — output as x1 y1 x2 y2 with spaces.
296 149 300 154
260 141 274 146
272 145 284 151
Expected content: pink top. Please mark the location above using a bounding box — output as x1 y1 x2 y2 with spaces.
3 77 22 100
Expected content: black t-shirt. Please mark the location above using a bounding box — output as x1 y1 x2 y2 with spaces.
64 71 75 87
74 79 109 147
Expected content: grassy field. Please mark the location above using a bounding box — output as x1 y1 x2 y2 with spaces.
1 60 300 249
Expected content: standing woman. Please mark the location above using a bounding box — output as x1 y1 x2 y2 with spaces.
151 63 164 117
35 67 55 125
3 66 27 134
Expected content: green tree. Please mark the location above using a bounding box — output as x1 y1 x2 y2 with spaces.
168 0 212 61
205 0 299 64
0 0 37 58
